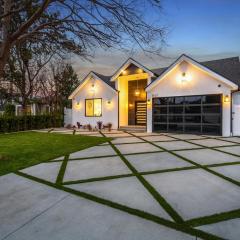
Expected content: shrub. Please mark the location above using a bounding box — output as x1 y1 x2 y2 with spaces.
4 104 15 116
0 114 63 133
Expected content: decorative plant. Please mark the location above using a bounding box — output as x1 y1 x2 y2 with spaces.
97 121 103 130
87 124 92 131
107 123 112 132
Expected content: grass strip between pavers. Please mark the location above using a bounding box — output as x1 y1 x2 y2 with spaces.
99 131 185 224
128 132 240 187
63 173 135 185
127 131 240 226
185 209 240 227
15 171 223 240
60 162 240 186
160 133 240 186
56 155 69 185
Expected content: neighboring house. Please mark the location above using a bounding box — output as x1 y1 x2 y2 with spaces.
69 54 240 136
0 81 51 116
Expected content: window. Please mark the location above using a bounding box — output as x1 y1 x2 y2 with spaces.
85 98 102 117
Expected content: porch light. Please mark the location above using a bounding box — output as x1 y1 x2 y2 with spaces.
137 68 143 73
224 95 230 102
107 100 111 104
135 89 140 96
121 70 127 75
147 99 151 105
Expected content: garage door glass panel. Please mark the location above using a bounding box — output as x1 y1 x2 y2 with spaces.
202 95 221 104
203 105 221 113
185 106 201 114
202 115 221 124
185 115 201 123
185 96 202 104
169 106 184 114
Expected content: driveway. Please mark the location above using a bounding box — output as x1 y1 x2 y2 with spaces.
1 130 240 240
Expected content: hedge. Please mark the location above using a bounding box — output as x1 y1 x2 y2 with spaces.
0 114 63 133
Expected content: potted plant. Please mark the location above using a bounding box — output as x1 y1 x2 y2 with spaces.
87 124 92 131
107 123 112 132
97 121 103 130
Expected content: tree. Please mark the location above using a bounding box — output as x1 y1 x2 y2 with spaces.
0 0 165 78
38 60 79 113
5 42 53 113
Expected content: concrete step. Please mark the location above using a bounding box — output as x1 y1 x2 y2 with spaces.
119 125 146 132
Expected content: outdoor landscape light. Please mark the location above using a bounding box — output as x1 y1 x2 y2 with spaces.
224 95 230 102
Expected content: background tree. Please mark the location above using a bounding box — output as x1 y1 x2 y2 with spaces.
38 60 79 113
0 0 166 78
5 42 53 113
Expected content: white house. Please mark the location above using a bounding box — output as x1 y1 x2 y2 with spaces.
69 54 240 136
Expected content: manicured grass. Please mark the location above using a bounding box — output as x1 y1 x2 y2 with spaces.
0 131 109 176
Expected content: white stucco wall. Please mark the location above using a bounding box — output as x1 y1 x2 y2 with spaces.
232 92 240 136
146 61 234 136
72 78 118 129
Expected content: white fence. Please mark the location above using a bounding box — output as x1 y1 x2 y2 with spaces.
64 108 72 126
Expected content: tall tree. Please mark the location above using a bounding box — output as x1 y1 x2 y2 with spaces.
5 42 53 113
0 0 165 77
38 60 79 113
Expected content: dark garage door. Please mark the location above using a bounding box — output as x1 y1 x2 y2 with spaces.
153 94 222 135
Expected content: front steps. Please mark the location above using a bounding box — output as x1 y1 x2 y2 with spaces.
119 125 146 132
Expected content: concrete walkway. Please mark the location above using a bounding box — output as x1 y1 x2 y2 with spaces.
1 130 240 240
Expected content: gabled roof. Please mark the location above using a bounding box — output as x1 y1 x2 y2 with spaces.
68 71 117 100
92 72 116 89
146 54 239 91
110 57 155 81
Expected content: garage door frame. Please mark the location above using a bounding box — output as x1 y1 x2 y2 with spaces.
152 94 222 135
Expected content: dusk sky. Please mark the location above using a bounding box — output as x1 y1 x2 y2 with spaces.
72 0 240 79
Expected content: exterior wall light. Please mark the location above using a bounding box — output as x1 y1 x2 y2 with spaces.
224 95 230 102
137 68 143 73
121 70 127 75
147 99 151 105
90 83 95 93
107 100 111 104
181 72 187 83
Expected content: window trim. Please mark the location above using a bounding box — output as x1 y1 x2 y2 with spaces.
85 98 102 117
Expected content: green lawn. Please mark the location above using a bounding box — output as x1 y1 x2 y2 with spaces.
0 131 109 176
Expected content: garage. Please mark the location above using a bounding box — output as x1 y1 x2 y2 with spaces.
153 94 222 135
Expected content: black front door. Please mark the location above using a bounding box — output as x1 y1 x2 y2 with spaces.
152 94 222 135
135 101 147 125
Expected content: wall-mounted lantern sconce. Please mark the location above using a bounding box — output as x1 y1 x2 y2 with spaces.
107 100 111 105
90 83 95 94
129 103 133 108
137 68 143 74
147 99 151 105
77 101 80 105
181 72 187 83
224 95 230 103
